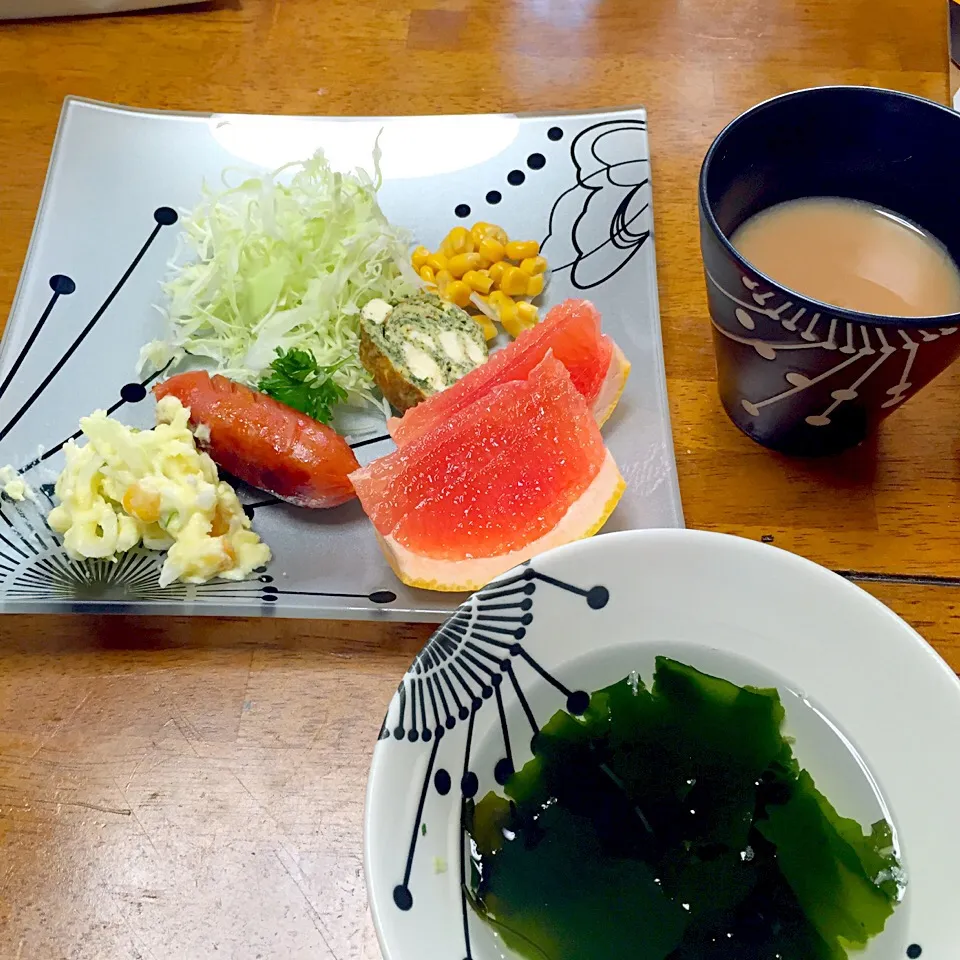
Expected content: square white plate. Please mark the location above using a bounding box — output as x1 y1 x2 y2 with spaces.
0 98 682 620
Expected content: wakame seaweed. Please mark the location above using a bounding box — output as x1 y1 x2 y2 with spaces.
466 657 902 960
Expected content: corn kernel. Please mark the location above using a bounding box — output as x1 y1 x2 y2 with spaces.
472 310 499 342
478 237 505 264
499 264 528 296
447 252 484 279
462 270 493 294
488 290 515 318
411 246 430 270
122 485 161 524
441 226 473 257
505 240 539 261
519 255 548 276
425 253 448 273
435 269 453 293
499 301 523 337
419 265 436 285
525 273 545 298
444 280 472 308
488 261 507 286
516 301 539 326
211 506 231 537
485 224 509 245
469 222 493 246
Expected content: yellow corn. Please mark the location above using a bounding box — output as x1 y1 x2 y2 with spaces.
499 264 529 297
470 222 508 246
122 485 161 524
486 225 509 246
519 255 548 276
447 252 484 279
425 253 448 273
462 270 493 295
499 301 523 337
411 246 430 271
477 237 505 265
444 280 472 308
516 301 539 326
441 226 473 257
524 273 545 298
469 222 493 246
211 506 231 537
505 239 539 261
488 290 515 317
419 264 436 285
488 261 507 286
435 269 453 293
472 310 499 342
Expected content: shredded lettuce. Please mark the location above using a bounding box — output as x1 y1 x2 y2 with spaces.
140 146 419 412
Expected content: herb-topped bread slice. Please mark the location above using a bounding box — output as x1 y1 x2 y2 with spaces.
359 293 488 413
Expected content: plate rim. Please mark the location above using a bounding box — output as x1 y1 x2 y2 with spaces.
0 98 680 620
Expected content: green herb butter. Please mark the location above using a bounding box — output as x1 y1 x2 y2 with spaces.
359 293 487 412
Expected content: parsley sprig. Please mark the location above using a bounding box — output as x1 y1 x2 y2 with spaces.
257 348 348 424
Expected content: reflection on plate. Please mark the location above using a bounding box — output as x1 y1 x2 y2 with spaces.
0 99 680 620
365 529 960 959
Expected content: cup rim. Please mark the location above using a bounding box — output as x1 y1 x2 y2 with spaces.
699 85 960 328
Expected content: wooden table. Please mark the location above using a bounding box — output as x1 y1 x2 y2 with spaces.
0 1 955 956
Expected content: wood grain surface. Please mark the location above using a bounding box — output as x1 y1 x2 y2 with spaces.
0 1 956 957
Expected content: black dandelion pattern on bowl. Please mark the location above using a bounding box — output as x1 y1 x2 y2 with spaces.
380 564 609 960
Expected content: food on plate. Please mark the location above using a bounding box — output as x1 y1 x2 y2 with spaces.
358 293 488 413
0 464 34 502
140 147 418 414
389 299 630 447
257 347 347 425
413 223 548 339
467 657 904 960
350 353 624 591
46 397 270 586
155 371 359 508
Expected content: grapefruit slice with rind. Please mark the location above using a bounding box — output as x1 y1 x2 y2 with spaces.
351 353 625 592
388 299 630 447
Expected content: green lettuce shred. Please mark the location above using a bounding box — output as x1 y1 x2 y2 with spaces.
140 146 419 412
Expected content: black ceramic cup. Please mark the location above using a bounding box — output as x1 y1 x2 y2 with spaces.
699 86 960 456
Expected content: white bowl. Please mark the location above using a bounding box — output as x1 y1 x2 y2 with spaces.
365 529 960 960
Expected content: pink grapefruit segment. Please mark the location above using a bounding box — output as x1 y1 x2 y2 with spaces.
351 353 625 592
387 299 630 447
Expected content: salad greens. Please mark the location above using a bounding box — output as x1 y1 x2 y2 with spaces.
140 146 419 412
257 348 347 425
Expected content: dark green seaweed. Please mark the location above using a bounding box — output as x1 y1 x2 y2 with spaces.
466 657 901 960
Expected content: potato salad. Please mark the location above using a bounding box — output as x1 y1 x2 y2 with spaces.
47 396 271 586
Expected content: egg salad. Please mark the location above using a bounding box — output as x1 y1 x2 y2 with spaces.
47 396 271 587
0 464 34 502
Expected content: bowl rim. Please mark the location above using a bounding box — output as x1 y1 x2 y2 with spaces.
363 527 960 960
698 84 960 329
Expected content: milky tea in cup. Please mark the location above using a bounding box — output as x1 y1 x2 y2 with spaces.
729 196 960 318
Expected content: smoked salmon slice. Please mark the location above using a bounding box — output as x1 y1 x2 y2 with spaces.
154 371 359 508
